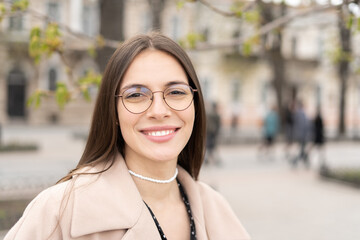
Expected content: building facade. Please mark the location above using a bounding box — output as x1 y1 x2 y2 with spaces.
1 0 359 139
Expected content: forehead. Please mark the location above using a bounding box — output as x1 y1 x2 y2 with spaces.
120 50 188 88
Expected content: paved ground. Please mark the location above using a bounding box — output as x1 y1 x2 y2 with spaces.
1 125 360 239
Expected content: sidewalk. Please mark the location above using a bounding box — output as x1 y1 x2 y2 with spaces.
201 144 360 240
1 126 360 239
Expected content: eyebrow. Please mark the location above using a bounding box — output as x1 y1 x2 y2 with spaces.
121 80 188 90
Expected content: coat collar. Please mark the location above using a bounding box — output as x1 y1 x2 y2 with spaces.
70 154 208 239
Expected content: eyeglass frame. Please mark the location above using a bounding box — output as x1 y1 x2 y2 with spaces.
115 83 198 114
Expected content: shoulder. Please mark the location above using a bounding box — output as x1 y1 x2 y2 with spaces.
4 181 72 240
195 181 251 240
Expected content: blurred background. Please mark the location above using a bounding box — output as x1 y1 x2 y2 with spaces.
1 0 360 239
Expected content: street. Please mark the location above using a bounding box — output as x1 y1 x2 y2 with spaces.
1 126 360 239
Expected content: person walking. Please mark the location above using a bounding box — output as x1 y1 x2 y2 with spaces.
311 108 327 170
258 105 279 161
205 102 221 166
284 101 295 161
291 100 310 168
4 32 250 240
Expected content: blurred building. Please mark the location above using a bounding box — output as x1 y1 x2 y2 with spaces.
0 0 99 126
1 0 360 139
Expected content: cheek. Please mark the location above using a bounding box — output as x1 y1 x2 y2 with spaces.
185 105 196 129
117 104 136 137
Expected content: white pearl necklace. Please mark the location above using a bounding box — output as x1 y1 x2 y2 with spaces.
128 168 178 184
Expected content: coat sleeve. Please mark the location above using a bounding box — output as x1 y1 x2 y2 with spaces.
198 182 251 240
4 183 67 240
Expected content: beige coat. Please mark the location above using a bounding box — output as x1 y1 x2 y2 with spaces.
5 155 250 240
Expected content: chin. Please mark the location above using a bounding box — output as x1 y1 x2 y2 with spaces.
148 150 181 162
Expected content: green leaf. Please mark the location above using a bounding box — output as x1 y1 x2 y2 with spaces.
176 1 185 10
0 3 6 23
244 11 260 24
96 35 105 48
29 27 44 64
242 41 252 57
81 87 91 102
44 23 62 55
87 46 97 58
180 33 205 49
11 0 29 12
78 70 102 87
27 89 45 108
355 67 360 75
230 1 244 18
77 70 102 102
55 82 71 109
347 14 353 30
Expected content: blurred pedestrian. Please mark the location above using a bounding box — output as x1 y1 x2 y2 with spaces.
310 107 327 169
284 101 295 160
205 102 222 166
291 100 311 168
4 33 250 240
258 105 279 161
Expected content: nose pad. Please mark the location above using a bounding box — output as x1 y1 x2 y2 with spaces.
146 92 170 117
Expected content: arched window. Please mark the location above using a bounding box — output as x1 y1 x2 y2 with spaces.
7 69 26 117
49 68 57 91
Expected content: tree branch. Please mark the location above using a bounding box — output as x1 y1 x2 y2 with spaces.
4 7 121 49
195 4 340 50
197 0 255 17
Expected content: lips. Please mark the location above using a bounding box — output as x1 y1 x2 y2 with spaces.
140 126 179 143
144 129 175 137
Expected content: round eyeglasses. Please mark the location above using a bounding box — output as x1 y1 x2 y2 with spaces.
115 83 198 114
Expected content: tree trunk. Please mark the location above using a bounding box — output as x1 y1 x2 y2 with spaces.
147 0 165 31
96 0 125 72
337 6 351 137
258 0 287 123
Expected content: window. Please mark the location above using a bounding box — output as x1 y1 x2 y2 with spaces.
171 16 179 40
7 69 26 117
47 2 61 22
231 79 240 103
48 68 57 91
201 77 210 100
261 81 270 104
83 4 98 36
8 15 23 31
315 84 322 107
8 0 23 31
142 11 152 33
291 36 297 58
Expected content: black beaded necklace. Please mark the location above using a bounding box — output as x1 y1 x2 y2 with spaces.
144 179 197 240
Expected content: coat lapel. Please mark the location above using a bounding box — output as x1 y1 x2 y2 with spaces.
70 155 151 238
177 168 208 240
70 154 207 239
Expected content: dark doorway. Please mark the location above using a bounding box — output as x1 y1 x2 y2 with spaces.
7 69 26 118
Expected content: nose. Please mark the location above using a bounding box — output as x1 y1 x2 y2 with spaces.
146 91 171 119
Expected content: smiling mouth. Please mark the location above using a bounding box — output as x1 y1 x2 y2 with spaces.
141 128 180 137
144 130 175 137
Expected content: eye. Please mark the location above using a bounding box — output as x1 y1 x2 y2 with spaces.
123 87 151 102
168 89 186 95
125 92 147 99
166 85 191 97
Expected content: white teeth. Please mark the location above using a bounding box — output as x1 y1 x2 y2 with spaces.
147 130 174 136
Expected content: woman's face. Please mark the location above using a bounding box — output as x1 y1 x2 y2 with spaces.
117 50 195 165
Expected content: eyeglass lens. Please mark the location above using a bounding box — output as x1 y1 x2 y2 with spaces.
121 84 194 114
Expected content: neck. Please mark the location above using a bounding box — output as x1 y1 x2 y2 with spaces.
133 175 180 203
125 159 180 203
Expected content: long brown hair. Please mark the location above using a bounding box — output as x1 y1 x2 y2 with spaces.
59 32 206 182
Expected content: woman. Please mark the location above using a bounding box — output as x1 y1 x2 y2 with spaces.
5 33 250 240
